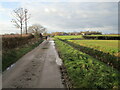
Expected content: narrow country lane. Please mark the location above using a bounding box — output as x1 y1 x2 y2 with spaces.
2 38 64 88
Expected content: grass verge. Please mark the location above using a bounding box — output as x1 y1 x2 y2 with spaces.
2 40 43 71
54 38 120 88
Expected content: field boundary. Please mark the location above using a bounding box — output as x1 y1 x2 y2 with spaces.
57 38 120 71
83 35 120 40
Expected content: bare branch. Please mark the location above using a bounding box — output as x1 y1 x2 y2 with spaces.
11 19 20 28
11 8 26 36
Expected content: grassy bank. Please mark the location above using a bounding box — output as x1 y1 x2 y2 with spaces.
54 38 120 88
2 40 43 71
60 39 120 71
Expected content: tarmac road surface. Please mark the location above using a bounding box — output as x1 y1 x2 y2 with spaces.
2 38 64 88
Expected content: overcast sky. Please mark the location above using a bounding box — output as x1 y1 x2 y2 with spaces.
0 0 119 34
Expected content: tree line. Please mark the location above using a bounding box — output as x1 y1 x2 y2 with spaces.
50 31 102 36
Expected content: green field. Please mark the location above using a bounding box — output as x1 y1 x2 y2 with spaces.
55 35 120 88
55 35 83 40
55 38 120 88
69 40 119 57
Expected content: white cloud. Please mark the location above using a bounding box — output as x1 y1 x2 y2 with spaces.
0 2 118 34
0 0 119 2
44 8 50 13
0 4 5 12
0 21 19 34
51 8 57 12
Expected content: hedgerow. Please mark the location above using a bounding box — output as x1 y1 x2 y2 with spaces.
2 40 43 71
82 35 120 40
2 34 34 50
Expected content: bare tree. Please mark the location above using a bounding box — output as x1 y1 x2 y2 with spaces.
28 24 46 34
11 8 24 36
28 24 46 39
24 9 30 34
11 8 30 36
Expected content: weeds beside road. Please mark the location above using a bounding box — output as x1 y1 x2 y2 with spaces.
2 34 43 71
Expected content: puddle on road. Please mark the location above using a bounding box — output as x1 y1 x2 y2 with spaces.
49 41 55 46
6 63 15 71
49 41 54 43
49 40 63 66
56 58 63 66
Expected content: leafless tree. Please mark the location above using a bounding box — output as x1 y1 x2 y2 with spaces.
11 8 24 36
24 9 30 34
28 24 46 34
11 8 30 36
28 24 46 39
